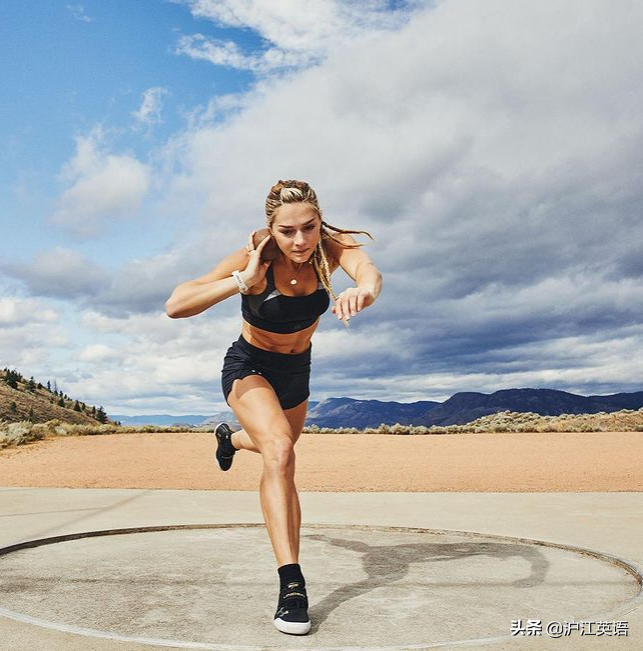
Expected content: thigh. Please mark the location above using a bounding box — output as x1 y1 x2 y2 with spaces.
284 399 308 445
227 375 296 451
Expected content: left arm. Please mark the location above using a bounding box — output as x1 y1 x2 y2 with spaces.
328 235 383 323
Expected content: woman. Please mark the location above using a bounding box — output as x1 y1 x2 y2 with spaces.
166 179 382 635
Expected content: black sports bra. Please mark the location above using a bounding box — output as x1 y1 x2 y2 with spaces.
241 264 330 334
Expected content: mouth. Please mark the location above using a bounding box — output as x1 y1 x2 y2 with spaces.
292 249 308 255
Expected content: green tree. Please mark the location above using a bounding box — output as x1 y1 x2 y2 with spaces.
9 401 17 413
47 380 51 391
29 406 35 420
96 406 108 423
73 400 81 412
57 397 65 408
4 369 19 389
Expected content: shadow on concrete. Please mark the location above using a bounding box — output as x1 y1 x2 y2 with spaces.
304 533 549 632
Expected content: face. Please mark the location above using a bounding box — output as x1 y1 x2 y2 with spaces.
270 202 321 262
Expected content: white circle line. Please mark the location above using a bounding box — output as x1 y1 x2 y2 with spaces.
0 523 640 651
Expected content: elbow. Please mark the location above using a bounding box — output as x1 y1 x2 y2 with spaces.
165 298 184 319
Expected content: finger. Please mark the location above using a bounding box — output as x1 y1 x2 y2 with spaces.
256 233 272 251
357 293 365 312
349 295 358 316
247 231 256 252
334 298 343 320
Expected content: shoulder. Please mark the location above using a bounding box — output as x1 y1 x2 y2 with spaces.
324 233 358 268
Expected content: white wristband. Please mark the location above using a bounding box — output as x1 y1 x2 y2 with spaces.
231 270 249 294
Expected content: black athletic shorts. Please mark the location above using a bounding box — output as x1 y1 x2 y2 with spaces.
221 335 312 410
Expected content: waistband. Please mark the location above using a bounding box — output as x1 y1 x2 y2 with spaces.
235 335 312 365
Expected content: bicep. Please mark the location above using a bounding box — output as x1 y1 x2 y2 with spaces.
330 235 374 282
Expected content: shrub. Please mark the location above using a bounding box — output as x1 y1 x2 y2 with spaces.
0 421 44 448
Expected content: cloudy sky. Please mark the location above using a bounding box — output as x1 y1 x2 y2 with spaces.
1 0 642 416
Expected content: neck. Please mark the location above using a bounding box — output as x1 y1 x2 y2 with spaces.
279 255 306 271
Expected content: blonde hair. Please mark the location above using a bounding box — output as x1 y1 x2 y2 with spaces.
265 179 373 300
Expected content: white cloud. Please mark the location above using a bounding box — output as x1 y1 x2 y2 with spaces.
66 4 93 23
51 128 150 238
5 247 108 300
79 344 120 363
175 0 415 71
175 34 305 73
8 0 643 414
0 298 68 374
155 0 643 404
71 309 243 412
133 87 168 127
0 298 58 326
2 241 231 317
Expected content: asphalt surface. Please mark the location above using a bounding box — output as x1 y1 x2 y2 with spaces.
0 489 641 650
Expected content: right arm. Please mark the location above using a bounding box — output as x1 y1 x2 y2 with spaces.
165 233 272 319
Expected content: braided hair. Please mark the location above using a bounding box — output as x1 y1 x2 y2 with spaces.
265 179 373 300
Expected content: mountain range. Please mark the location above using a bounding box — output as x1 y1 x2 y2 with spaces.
114 388 643 429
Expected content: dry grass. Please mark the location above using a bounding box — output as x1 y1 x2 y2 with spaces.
0 419 189 448
2 407 642 449
0 381 104 425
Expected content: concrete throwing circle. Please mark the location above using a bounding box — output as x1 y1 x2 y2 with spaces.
0 523 640 650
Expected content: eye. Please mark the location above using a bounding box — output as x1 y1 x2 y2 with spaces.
304 224 316 231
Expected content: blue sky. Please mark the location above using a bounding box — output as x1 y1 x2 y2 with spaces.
1 1 254 263
1 0 643 416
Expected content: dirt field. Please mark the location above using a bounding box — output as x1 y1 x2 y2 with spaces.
0 430 641 491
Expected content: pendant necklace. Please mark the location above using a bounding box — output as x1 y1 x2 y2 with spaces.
290 262 305 285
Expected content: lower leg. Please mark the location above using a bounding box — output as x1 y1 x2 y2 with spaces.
260 456 301 566
231 429 261 453
289 483 301 559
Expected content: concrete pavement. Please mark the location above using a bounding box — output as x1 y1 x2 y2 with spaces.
0 489 641 650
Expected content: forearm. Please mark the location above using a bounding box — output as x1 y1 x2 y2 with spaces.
166 276 241 319
355 262 382 301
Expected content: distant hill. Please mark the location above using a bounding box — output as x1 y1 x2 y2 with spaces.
113 414 211 427
306 397 440 428
1 368 112 425
419 388 643 427
84 389 643 431
302 389 643 428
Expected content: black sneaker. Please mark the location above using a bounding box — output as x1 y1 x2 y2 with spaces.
214 423 236 471
273 581 311 635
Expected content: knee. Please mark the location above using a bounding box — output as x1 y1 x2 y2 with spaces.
262 436 295 474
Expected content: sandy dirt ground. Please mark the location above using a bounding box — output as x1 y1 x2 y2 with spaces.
0 431 641 491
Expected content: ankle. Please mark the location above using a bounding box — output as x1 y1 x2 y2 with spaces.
278 562 305 588
230 431 239 450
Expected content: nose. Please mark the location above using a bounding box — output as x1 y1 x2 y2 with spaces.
293 230 306 246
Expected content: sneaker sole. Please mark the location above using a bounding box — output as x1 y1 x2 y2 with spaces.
273 617 311 635
214 423 234 472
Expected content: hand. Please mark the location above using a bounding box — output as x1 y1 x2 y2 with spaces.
331 287 374 324
242 231 273 287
